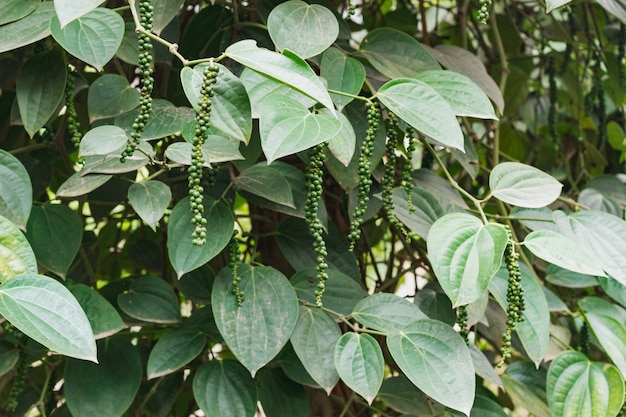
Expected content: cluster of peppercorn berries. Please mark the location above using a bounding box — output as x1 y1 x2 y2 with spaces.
230 231 244 307
65 68 82 151
477 0 491 23
382 113 408 238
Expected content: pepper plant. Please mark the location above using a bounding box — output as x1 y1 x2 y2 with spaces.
0 0 625 416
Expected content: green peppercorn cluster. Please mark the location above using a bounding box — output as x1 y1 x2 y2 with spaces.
305 143 329 307
403 127 416 213
477 0 492 24
121 0 154 162
347 0 356 16
578 321 590 355
230 231 244 307
382 114 409 240
499 226 525 367
547 55 558 143
456 305 469 344
188 63 219 246
65 68 82 151
348 101 379 252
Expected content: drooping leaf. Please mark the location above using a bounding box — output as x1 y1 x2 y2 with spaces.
376 78 464 151
81 141 152 175
0 0 39 25
193 360 257 417
0 215 37 283
26 204 82 278
53 0 104 27
489 162 562 208
391 187 446 239
233 163 295 208
65 339 142 417
320 47 366 109
50 8 124 70
16 48 67 137
225 40 335 110
56 172 112 198
212 265 299 376
545 264 598 288
267 0 338 59
118 276 181 324
334 333 384 404
258 367 310 417
427 213 508 306
387 319 475 415
469 344 503 388
579 296 626 379
167 196 233 278
0 150 32 228
69 284 126 339
0 274 97 361
152 0 184 34
352 292 428 333
291 268 366 316
290 305 341 393
180 63 252 143
147 327 206 379
79 125 129 157
0 2 56 54
128 180 171 232
87 74 140 122
547 350 624 417
319 108 356 166
258 94 342 163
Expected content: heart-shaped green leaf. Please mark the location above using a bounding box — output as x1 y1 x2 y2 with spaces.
147 326 206 379
79 125 129 157
352 293 428 333
0 150 32 228
291 268 366 316
233 163 295 208
0 215 37 283
56 172 112 198
87 74 140 122
118 276 181 324
321 47 366 109
0 2 56 54
116 99 195 141
334 333 384 404
128 180 171 232
490 162 562 208
69 284 125 339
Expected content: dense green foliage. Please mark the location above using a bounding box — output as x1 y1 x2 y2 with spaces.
0 0 625 416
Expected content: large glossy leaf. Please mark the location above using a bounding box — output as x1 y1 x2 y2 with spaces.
0 150 32 228
53 0 103 27
267 0 338 59
16 48 67 137
233 163 295 208
0 274 96 361
387 319 475 415
65 339 141 417
489 162 562 208
579 296 626 379
212 265 298 376
69 284 125 339
359 28 440 79
180 63 252 143
489 265 550 367
547 350 624 417
320 47 366 109
427 213 507 306
147 327 206 379
79 125 129 157
87 74 140 122
523 230 605 276
56 172 112 198
376 78 464 151
128 180 171 232
291 268 366 315
118 276 181 324
225 40 334 110
167 196 233 278
415 70 497 119
26 204 82 278
0 0 38 25
193 360 257 417
259 94 342 163
258 367 310 417
554 210 626 286
0 215 37 283
50 8 124 70
290 306 341 393
0 2 56 54
392 187 446 239
334 333 384 404
352 293 428 333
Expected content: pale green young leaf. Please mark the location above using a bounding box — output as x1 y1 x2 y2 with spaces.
290 305 341 393
321 108 356 166
167 196 233 278
427 213 508 306
65 339 141 417
321 47 366 109
579 296 626 379
233 163 296 208
0 274 97 361
50 8 124 70
0 0 38 25
87 74 140 122
352 293 428 333
359 28 440 79
128 180 171 232
53 0 103 27
56 172 112 198
212 265 298 376
0 2 56 54
386 319 475 416
268 0 339 59
118 276 181 324
147 327 206 379
16 48 67 137
334 333 384 404
26 204 83 278
291 268 366 316
547 350 624 417
79 125 129 157
69 284 125 339
489 162 562 208
0 150 32 228
225 40 335 110
193 360 257 417
0 215 37 283
376 78 464 151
